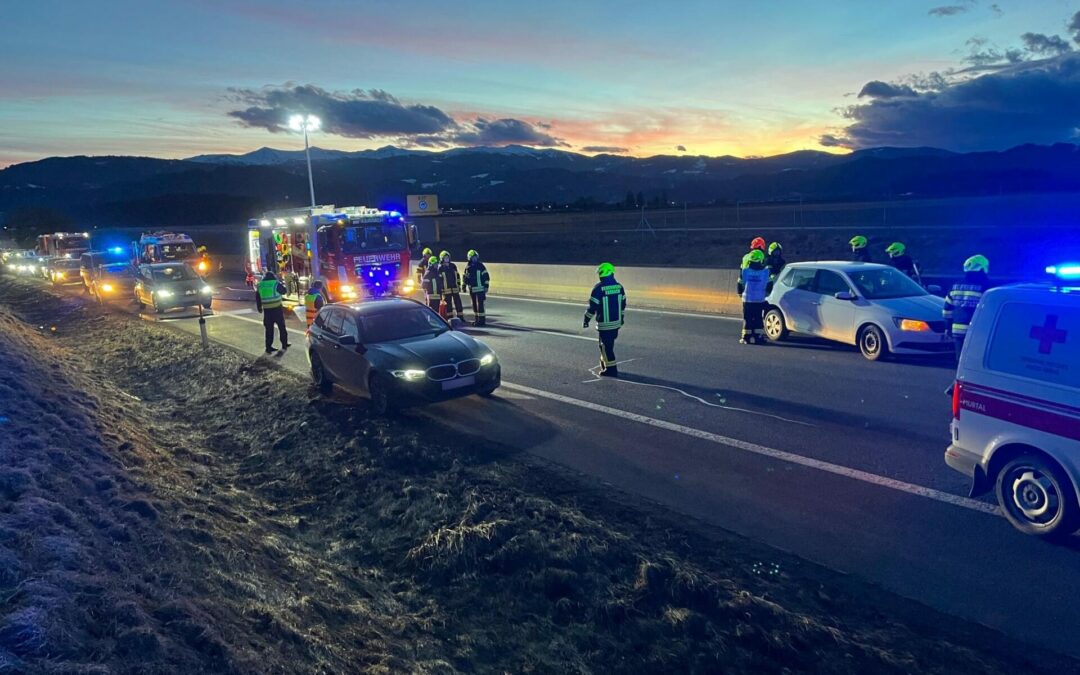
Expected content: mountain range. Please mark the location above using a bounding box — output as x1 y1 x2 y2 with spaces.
2 143 1078 228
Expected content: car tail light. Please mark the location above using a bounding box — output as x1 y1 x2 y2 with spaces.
951 381 963 420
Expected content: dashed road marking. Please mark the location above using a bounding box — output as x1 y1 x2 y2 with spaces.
502 381 1000 516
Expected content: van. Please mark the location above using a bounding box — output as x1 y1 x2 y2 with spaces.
945 283 1080 538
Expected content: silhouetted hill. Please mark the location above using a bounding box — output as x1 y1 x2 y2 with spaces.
2 144 1078 227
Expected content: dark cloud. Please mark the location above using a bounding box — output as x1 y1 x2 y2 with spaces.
1021 32 1073 56
228 85 453 137
676 145 687 152
227 84 566 149
1071 10 1080 44
823 52 1080 151
818 135 846 148
858 81 918 98
581 146 629 153
929 5 969 17
990 3 1003 17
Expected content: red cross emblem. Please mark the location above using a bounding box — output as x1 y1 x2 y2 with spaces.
1029 315 1067 355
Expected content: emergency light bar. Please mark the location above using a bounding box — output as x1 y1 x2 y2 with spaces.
1046 264 1080 280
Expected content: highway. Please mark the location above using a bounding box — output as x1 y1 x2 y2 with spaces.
68 282 1080 658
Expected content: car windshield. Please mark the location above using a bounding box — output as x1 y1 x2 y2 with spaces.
158 243 196 260
340 224 407 254
151 264 196 282
848 267 928 299
102 263 133 277
360 307 447 343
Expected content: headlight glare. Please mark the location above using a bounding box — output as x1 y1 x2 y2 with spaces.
897 318 930 332
480 354 495 366
392 369 427 381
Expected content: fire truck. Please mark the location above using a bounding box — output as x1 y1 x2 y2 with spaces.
131 232 205 269
36 232 91 259
247 205 417 302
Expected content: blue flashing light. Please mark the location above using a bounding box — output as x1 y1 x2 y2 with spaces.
1046 264 1080 280
389 210 402 218
368 271 374 277
109 246 125 255
375 282 381 287
384 270 390 276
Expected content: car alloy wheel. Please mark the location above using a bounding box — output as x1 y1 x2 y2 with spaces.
764 309 788 342
997 455 1079 539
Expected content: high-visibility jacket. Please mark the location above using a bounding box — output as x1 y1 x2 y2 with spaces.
738 264 771 302
464 261 490 293
257 279 284 310
304 289 325 326
585 276 626 331
944 273 989 336
439 261 461 295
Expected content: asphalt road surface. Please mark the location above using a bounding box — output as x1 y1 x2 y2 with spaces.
61 282 1080 658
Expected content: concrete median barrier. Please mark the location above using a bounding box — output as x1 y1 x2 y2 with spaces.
482 263 744 315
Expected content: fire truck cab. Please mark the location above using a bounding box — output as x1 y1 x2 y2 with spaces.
247 205 417 302
36 232 91 260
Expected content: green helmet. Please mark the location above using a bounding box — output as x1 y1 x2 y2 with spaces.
885 242 905 258
421 247 432 257
748 249 766 264
467 249 479 260
768 242 782 254
597 262 615 278
428 256 438 266
439 250 450 261
849 235 868 250
963 254 989 274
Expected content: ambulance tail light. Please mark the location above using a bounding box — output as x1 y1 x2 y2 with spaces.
951 381 963 420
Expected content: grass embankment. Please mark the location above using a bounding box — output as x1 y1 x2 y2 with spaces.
0 276 1074 673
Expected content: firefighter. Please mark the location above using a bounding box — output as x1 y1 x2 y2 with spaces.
463 249 490 326
885 242 921 283
944 255 990 362
583 262 626 377
849 235 872 263
195 245 211 276
255 271 289 354
422 255 443 313
738 249 771 344
766 241 786 281
438 250 464 321
304 280 326 328
741 237 768 269
416 247 433 288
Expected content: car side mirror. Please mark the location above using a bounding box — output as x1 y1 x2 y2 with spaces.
834 291 855 301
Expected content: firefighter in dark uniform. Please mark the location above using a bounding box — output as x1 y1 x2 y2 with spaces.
849 235 872 263
416 248 433 287
255 271 289 354
463 249 490 326
766 241 786 281
944 255 990 362
885 242 921 283
422 255 443 313
583 262 626 377
438 250 464 321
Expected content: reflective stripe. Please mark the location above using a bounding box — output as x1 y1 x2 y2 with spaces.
952 323 970 335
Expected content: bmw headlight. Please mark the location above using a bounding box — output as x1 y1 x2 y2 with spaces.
392 369 427 381
480 353 495 366
155 289 173 298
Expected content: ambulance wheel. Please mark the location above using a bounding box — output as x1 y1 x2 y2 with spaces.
310 353 333 395
858 324 888 361
764 308 788 342
996 454 1080 540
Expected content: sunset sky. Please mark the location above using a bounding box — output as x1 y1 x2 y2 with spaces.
1 0 1078 167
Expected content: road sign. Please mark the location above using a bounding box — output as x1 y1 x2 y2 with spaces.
407 194 441 216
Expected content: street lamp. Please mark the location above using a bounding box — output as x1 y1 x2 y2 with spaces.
288 113 321 208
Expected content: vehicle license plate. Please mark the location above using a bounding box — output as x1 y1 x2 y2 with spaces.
442 376 475 391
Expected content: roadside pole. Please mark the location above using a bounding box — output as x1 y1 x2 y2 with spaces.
198 304 208 349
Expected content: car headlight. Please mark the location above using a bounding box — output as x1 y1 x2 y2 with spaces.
101 283 115 293
403 278 415 292
896 318 931 332
197 260 208 272
201 286 213 294
155 289 173 298
480 353 495 366
392 369 427 381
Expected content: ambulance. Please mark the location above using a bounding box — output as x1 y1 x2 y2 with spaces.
945 271 1080 538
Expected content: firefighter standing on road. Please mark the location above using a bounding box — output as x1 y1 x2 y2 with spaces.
416 248 433 288
885 242 921 283
422 255 443 313
741 237 767 269
944 255 990 362
304 280 326 328
766 241 786 281
438 250 464 321
255 271 289 354
463 249 490 326
738 249 772 344
850 235 872 263
584 263 626 377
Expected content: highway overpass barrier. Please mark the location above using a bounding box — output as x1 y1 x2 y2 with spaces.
482 263 744 316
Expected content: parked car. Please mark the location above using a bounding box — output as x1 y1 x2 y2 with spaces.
945 282 1080 538
307 297 500 414
763 262 951 360
133 262 213 313
88 262 136 303
47 258 84 285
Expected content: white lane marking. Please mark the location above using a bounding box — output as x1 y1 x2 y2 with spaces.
502 381 1000 516
213 307 255 316
491 294 742 321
